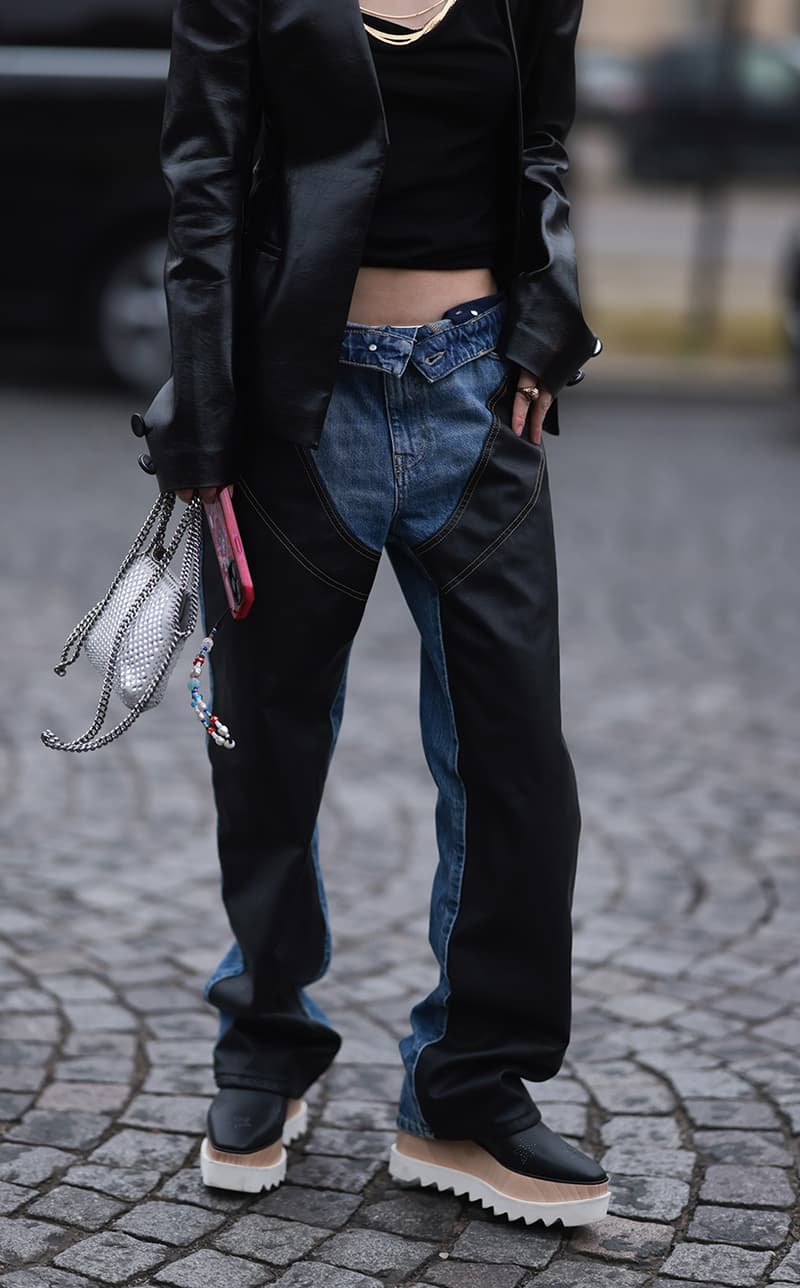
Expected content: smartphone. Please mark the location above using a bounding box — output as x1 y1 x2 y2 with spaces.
202 486 255 620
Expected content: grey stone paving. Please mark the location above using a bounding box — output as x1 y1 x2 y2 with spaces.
1 382 799 1285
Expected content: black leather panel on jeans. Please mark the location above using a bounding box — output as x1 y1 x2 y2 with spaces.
405 414 579 1138
197 475 380 1095
414 372 547 593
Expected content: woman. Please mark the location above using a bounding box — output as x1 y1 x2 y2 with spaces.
135 0 608 1227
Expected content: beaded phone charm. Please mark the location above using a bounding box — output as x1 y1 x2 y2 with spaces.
188 625 234 749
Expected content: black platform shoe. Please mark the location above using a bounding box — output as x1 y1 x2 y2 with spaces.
200 1087 308 1193
389 1119 609 1227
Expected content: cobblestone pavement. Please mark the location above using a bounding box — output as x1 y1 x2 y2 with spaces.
2 382 798 1287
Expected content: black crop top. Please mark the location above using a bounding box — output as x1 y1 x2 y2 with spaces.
361 0 515 271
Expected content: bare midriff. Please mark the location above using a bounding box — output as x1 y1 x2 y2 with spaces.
351 1 496 327
348 265 499 327
181 0 525 503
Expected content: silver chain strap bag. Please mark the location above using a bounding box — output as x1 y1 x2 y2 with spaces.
41 492 225 753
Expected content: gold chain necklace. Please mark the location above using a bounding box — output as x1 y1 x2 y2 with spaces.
361 0 444 18
362 0 458 47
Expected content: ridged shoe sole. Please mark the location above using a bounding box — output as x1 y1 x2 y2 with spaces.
200 1097 308 1193
389 1132 610 1227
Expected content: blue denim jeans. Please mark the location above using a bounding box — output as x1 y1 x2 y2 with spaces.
312 298 514 550
200 295 580 1140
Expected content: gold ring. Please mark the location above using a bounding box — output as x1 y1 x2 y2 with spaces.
517 384 541 403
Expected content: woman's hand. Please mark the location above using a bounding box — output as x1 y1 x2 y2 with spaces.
176 485 231 504
512 367 553 446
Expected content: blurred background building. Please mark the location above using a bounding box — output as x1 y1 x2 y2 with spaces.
575 0 800 389
581 0 800 47
0 0 798 392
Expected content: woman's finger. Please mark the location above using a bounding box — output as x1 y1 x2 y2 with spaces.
511 389 532 438
511 369 552 444
527 389 553 445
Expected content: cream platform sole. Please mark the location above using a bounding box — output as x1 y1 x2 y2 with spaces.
200 1097 308 1193
389 1131 610 1227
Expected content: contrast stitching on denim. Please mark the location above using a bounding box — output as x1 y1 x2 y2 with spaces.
393 379 430 472
413 340 506 384
239 479 369 602
441 448 546 595
413 422 498 555
304 653 351 987
403 547 469 1133
412 372 512 556
383 373 402 531
338 357 410 376
303 826 332 986
295 446 382 563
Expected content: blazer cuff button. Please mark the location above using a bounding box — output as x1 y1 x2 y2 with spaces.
131 413 148 437
138 453 157 475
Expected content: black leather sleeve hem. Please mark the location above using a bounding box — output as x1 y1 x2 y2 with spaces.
500 314 600 397
147 446 238 495
134 375 239 493
133 376 238 494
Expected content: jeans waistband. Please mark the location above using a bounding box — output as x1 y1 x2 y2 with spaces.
339 294 507 382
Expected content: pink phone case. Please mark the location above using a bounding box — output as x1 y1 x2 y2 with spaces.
202 487 255 620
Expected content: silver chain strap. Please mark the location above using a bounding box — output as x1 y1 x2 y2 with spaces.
41 494 203 753
52 492 176 679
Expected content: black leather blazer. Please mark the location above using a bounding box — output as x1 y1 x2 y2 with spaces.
138 0 602 493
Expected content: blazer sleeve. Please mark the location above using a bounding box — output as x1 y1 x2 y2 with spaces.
136 0 261 492
501 0 602 396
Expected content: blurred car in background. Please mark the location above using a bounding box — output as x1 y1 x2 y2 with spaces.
785 36 800 74
622 38 800 185
0 1 172 392
575 46 642 126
